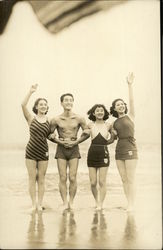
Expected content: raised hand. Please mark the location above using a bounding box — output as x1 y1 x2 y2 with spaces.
126 72 134 85
30 84 38 94
127 72 135 118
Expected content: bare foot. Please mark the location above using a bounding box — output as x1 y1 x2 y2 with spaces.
37 205 45 212
69 201 74 210
94 201 99 209
29 205 37 213
95 205 102 211
62 202 69 211
127 206 134 212
95 201 103 211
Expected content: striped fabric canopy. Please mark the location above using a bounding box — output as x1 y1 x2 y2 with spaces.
0 0 127 35
29 0 126 34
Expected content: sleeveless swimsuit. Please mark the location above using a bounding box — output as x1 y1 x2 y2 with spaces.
25 118 50 161
87 133 110 168
113 115 138 160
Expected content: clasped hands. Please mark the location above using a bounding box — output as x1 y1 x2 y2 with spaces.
49 133 78 148
59 138 78 148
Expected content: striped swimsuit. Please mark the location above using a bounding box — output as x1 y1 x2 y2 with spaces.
25 118 50 161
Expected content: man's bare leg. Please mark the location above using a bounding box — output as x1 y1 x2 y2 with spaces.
57 159 69 210
68 158 79 209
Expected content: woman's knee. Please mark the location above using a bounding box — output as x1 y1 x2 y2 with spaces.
38 177 45 186
127 175 135 185
121 176 128 184
28 173 37 182
60 175 67 184
29 177 36 187
90 179 97 188
118 170 128 184
99 179 106 188
69 175 76 184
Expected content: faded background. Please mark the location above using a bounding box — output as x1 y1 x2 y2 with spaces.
0 1 162 249
0 0 161 148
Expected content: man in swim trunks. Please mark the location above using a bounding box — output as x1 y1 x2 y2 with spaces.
49 93 89 210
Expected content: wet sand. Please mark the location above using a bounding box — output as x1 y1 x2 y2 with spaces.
0 144 162 249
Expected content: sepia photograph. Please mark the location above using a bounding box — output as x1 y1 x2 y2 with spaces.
0 0 162 249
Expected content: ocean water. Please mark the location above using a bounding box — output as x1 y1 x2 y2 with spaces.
0 142 161 196
0 142 162 249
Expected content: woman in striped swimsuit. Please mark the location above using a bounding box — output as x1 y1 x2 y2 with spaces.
21 84 50 212
110 72 138 212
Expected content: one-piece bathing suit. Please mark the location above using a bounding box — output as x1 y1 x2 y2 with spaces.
113 115 138 160
87 133 110 168
25 117 50 161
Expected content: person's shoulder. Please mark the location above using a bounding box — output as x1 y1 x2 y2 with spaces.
75 113 86 122
73 113 81 118
88 121 94 128
110 118 118 129
105 121 112 130
50 116 60 124
127 114 135 123
28 115 35 126
47 117 51 123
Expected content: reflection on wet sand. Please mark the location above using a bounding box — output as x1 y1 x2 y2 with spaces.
57 209 77 248
89 210 108 248
27 211 45 249
121 212 138 249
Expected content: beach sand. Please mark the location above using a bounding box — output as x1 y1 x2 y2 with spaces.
0 143 162 249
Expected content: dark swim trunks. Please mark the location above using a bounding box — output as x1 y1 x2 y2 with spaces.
87 133 110 168
55 144 81 160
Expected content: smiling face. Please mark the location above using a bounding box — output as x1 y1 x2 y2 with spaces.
61 95 74 111
36 99 48 114
114 100 126 115
93 106 105 120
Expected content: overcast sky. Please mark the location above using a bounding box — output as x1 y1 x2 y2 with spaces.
0 0 161 148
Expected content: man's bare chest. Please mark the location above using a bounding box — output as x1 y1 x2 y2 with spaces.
57 118 79 130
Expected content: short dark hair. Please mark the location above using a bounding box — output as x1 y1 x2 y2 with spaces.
60 93 74 102
32 98 49 114
87 104 109 121
110 98 128 118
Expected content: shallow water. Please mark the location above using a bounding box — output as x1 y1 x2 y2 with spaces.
0 143 162 249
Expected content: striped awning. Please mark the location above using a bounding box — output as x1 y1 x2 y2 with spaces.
29 0 126 34
0 0 127 35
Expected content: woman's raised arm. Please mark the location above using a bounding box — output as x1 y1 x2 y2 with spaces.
126 72 135 119
21 84 38 124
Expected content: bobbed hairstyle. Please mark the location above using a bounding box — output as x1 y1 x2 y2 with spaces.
60 93 74 102
110 98 128 118
32 98 49 115
87 104 109 121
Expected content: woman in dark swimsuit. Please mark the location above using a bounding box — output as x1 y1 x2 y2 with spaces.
86 104 115 210
21 84 50 212
110 72 138 212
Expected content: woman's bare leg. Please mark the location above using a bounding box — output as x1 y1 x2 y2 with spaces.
125 159 137 211
37 160 48 210
99 167 108 209
116 160 129 203
26 159 37 210
89 167 98 208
